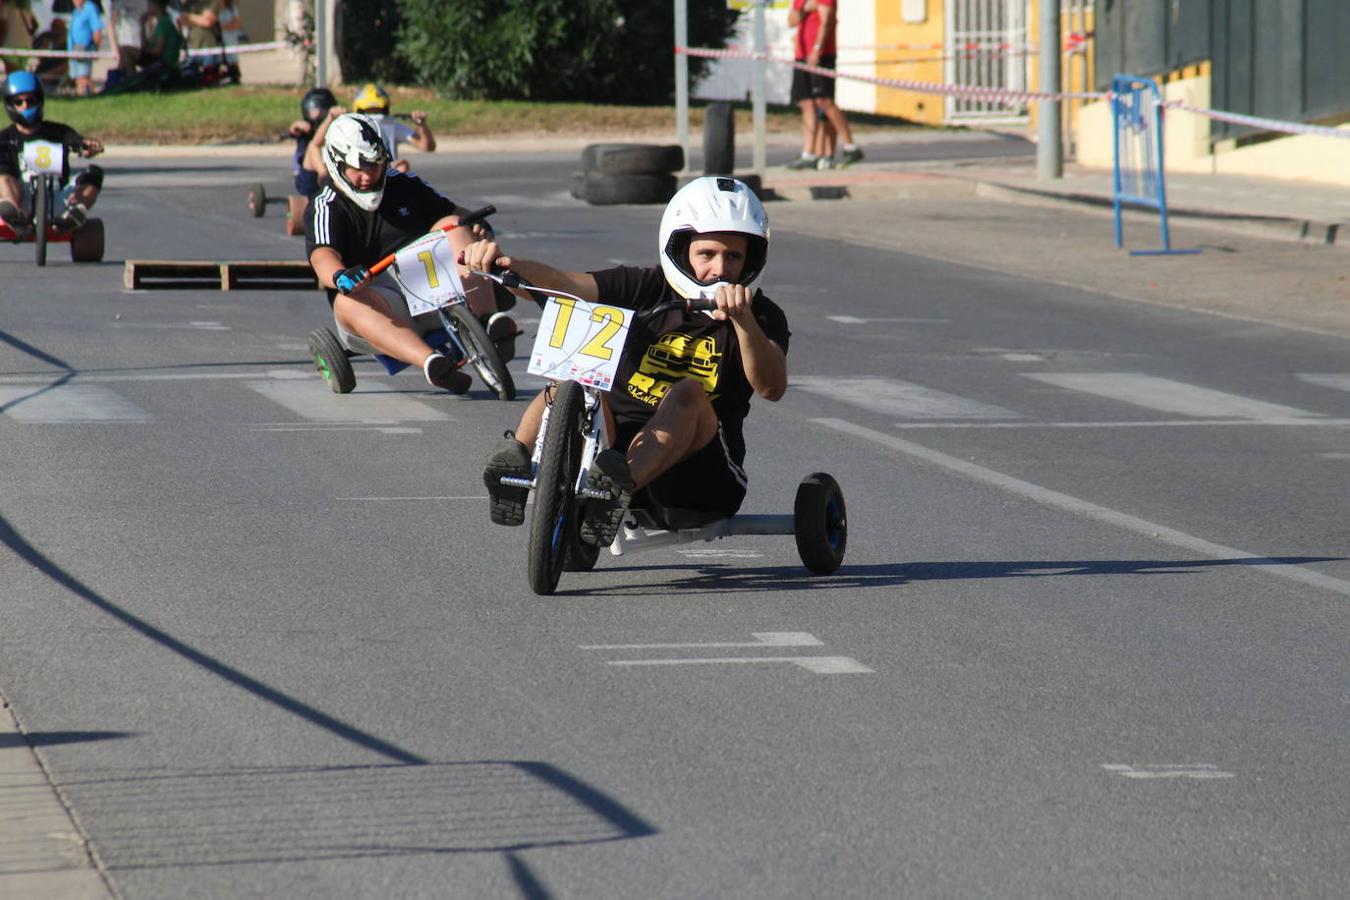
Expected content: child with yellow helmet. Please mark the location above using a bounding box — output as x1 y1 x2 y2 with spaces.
350 83 435 174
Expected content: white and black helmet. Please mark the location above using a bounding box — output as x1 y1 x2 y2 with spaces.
323 112 392 211
658 176 770 300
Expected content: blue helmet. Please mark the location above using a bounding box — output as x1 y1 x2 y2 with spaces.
3 71 44 126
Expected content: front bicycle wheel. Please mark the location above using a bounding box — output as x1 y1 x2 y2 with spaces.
448 305 515 401
527 381 584 595
34 177 48 267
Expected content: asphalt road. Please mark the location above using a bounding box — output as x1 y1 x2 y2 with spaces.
1 141 1348 899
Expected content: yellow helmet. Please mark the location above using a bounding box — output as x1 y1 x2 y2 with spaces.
352 83 390 114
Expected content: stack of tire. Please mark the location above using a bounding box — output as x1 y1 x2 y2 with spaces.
572 144 685 206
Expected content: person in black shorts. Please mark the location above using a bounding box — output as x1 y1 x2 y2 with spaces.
471 176 790 547
785 0 862 171
304 112 516 393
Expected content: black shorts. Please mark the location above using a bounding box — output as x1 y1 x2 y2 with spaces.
789 56 837 104
615 420 747 522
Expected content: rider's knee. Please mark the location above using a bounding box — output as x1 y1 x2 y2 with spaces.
75 165 103 191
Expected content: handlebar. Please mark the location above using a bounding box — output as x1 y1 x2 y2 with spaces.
366 204 496 277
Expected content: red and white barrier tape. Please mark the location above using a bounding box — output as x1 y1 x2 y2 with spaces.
682 45 1350 140
0 39 290 60
1162 101 1350 141
679 45 1106 104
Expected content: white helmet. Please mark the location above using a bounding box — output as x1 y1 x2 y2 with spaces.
658 176 770 300
323 113 392 211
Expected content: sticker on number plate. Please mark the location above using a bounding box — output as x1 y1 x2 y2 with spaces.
527 297 633 391
22 140 63 176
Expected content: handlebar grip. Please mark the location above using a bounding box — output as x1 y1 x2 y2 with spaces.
457 205 496 229
685 297 718 312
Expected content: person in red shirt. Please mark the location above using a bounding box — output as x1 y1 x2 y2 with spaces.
785 0 863 170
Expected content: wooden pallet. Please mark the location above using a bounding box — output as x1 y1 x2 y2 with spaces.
124 260 318 291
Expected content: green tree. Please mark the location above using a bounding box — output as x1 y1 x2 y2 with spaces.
336 0 414 85
397 0 738 104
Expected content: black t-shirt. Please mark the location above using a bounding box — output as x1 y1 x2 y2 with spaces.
591 265 790 464
305 169 457 273
0 122 84 183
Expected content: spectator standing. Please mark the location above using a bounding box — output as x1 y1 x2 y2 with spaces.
139 0 181 74
785 0 862 170
67 0 105 96
179 0 226 78
217 0 242 81
31 17 68 91
108 0 145 76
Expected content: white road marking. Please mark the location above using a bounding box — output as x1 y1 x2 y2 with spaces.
892 418 1350 430
1025 373 1322 420
1101 764 1235 780
1297 373 1350 393
337 495 484 501
1318 453 1350 459
825 315 950 324
581 632 824 650
0 385 150 422
1000 353 1044 362
815 417 1350 599
249 425 423 434
793 376 1022 420
677 548 765 558
0 369 312 384
607 656 873 674
246 380 451 423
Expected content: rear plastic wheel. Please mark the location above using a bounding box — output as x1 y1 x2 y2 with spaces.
794 473 847 574
285 195 307 236
581 143 684 176
308 327 355 394
248 183 267 218
70 218 104 263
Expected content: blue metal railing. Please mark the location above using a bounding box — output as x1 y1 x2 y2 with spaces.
1111 74 1200 256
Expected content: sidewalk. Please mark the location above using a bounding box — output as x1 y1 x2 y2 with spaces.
760 153 1350 250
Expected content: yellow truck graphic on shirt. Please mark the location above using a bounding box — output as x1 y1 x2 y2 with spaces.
626 331 722 406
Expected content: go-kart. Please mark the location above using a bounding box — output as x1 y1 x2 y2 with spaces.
480 278 848 595
306 205 516 401
246 182 308 237
0 135 104 266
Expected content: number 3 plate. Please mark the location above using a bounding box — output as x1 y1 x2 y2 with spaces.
527 297 633 391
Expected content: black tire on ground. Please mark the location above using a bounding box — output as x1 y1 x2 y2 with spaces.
581 173 678 206
307 327 356 394
793 472 847 574
582 143 685 176
69 217 104 263
528 380 585 595
34 176 48 267
702 102 735 175
569 171 587 200
248 182 267 217
447 305 515 401
563 533 601 572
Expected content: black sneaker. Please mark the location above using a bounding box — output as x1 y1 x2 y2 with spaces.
784 154 818 171
423 351 471 394
839 146 865 167
483 433 531 526
55 201 88 233
0 200 33 241
486 312 520 362
578 448 635 547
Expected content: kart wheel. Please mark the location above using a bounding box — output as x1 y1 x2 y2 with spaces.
528 381 584 595
284 195 308 236
563 532 601 572
70 218 104 263
448 304 515 401
248 183 267 217
308 327 355 394
794 473 847 574
34 177 48 267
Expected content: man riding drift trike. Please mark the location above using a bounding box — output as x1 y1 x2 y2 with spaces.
470 176 847 593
